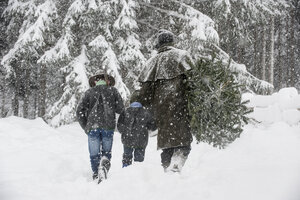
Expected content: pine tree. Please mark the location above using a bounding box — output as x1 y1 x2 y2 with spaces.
85 0 130 100
46 45 89 127
38 0 131 125
0 0 279 126
137 0 272 94
198 0 289 89
0 0 9 118
38 0 91 125
1 0 58 118
113 0 145 92
187 57 253 148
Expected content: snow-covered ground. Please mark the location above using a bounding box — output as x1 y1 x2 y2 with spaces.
1 88 300 200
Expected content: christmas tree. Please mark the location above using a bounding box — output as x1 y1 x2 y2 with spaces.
187 56 253 148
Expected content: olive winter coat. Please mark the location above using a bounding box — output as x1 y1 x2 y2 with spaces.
132 45 193 149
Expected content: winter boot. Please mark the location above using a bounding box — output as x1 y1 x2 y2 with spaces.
101 156 111 172
92 171 98 180
97 156 110 183
165 148 189 173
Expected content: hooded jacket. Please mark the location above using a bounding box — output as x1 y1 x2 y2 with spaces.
117 102 157 148
76 84 124 134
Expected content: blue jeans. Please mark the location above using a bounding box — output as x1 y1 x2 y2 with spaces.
122 146 145 167
88 129 114 173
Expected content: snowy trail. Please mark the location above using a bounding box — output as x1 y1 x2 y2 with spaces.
1 88 300 200
1 116 300 200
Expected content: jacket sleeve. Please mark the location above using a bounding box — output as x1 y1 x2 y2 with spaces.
146 111 157 131
130 82 154 110
76 92 90 131
114 88 125 114
117 110 126 134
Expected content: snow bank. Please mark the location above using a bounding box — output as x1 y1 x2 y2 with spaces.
243 87 300 125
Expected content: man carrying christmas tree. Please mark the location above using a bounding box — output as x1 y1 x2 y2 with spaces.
131 29 193 172
76 71 124 183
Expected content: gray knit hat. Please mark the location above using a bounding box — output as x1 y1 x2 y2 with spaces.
155 29 174 49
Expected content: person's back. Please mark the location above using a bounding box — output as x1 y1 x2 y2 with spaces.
77 83 124 134
139 45 192 83
131 29 193 172
76 73 124 182
138 44 192 150
117 102 156 167
118 102 156 148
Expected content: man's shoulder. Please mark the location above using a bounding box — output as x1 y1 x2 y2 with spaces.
166 47 190 60
83 87 94 95
159 46 188 54
108 86 121 95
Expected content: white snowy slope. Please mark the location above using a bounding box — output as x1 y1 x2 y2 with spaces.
0 88 300 200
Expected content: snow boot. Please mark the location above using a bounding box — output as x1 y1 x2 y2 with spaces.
97 156 110 184
92 172 98 180
165 149 188 173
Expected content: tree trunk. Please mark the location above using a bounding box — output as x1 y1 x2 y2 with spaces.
285 15 290 87
38 65 46 117
32 64 39 118
290 8 296 86
1 78 5 118
238 43 245 65
253 25 258 78
277 17 282 89
268 17 274 86
12 83 19 117
13 68 22 116
261 25 266 81
23 67 30 118
33 89 38 118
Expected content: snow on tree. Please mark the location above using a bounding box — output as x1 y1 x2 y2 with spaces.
2 0 57 75
46 45 89 127
138 1 272 94
1 0 58 117
38 0 130 125
176 2 220 54
36 0 80 123
89 35 130 100
200 0 289 87
1 0 293 126
203 44 273 94
114 0 145 91
83 0 130 100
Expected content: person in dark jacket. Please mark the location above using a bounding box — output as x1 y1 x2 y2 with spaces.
131 29 193 172
117 102 157 167
76 71 124 180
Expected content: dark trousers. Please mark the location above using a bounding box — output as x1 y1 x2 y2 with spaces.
161 146 191 169
122 146 146 167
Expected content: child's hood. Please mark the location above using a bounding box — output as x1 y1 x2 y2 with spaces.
130 102 142 108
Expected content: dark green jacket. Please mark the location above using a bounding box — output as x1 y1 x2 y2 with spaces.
132 46 193 149
76 85 124 134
